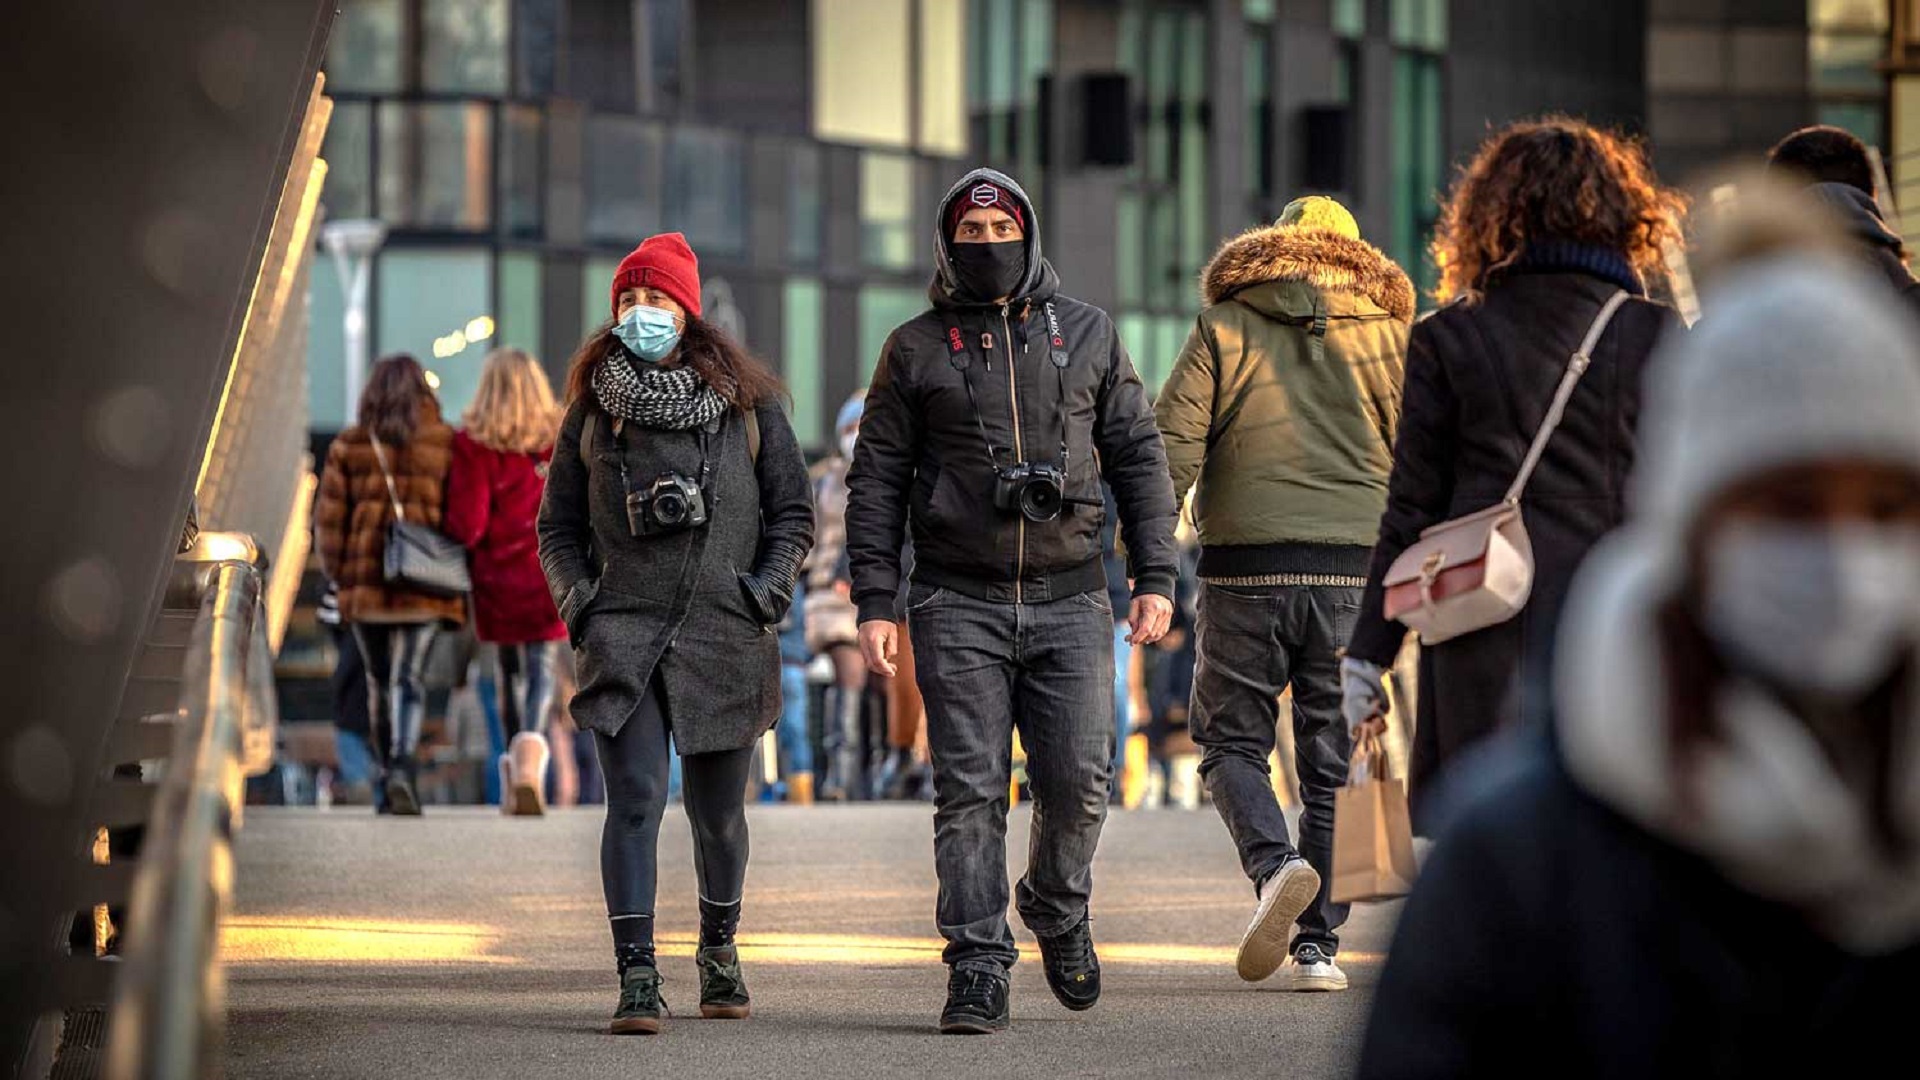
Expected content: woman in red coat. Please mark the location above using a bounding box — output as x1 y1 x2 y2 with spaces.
446 347 569 814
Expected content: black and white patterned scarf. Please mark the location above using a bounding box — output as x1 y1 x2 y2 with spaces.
592 352 728 430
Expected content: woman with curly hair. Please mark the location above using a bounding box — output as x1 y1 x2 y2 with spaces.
1343 118 1687 826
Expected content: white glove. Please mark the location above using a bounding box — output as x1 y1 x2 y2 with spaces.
1340 657 1391 736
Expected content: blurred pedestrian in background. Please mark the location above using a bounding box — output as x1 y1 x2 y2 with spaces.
1345 118 1686 827
538 232 813 1034
805 391 870 800
1766 124 1920 316
445 347 567 816
1360 215 1920 1077
315 582 379 808
315 353 464 816
777 577 815 803
1156 194 1412 993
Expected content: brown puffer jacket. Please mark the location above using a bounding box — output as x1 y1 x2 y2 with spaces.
315 415 465 626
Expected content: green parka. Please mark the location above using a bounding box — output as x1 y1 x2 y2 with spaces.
1155 224 1413 579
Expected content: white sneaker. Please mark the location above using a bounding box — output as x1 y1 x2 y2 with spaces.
1235 858 1321 982
1282 943 1348 992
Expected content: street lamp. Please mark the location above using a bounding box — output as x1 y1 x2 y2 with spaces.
321 218 388 422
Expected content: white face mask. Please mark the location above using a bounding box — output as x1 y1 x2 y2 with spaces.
1700 522 1920 700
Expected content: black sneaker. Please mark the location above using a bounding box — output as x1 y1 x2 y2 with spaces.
938 967 1010 1034
383 757 421 817
1035 918 1102 1011
696 945 751 1019
611 965 666 1035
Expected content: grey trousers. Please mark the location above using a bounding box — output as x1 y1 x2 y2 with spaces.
906 583 1116 972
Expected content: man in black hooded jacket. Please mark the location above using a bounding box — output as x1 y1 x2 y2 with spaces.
1767 124 1920 320
846 167 1179 1034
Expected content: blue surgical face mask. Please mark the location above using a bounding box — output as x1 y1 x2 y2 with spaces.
614 304 682 362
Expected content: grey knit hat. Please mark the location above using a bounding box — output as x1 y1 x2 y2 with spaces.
1632 256 1920 535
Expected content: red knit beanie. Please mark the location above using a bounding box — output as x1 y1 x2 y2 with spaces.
610 232 702 319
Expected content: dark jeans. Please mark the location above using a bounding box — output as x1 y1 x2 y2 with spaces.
1190 582 1357 955
906 582 1115 972
351 622 439 767
593 674 755 918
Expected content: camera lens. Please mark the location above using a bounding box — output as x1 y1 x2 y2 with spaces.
655 492 687 524
1020 479 1063 522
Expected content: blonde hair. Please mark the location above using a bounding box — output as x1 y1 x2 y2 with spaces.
463 347 560 453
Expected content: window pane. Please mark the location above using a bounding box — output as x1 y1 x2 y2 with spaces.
986 0 1018 107
501 105 543 239
665 127 746 259
423 0 509 94
815 0 912 146
1819 101 1886 148
859 286 925 387
584 116 663 245
499 252 542 359
515 0 561 97
307 252 348 429
648 0 689 108
1116 314 1151 382
377 248 493 417
920 0 969 156
1812 31 1887 93
1391 0 1447 49
582 256 622 337
378 102 493 230
1244 0 1276 22
861 153 916 270
321 100 372 220
1333 0 1366 39
326 0 404 93
1150 192 1179 308
783 277 825 446
1116 192 1143 307
1811 0 1889 31
788 143 823 264
1246 36 1273 197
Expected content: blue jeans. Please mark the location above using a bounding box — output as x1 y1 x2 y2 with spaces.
906 582 1116 972
779 663 814 775
335 727 379 788
1111 623 1133 790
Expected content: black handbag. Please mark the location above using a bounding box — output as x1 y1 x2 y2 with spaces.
369 434 471 597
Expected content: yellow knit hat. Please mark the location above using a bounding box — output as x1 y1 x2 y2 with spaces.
1276 195 1360 239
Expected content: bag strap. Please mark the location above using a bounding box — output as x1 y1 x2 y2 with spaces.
1501 289 1630 506
580 409 597 460
745 407 761 464
367 433 406 522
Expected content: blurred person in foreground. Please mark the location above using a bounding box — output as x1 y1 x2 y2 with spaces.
538 232 814 1034
1344 118 1686 827
445 347 567 816
315 353 465 815
1359 228 1920 1076
1156 194 1412 992
847 167 1179 1033
1767 124 1920 315
804 392 874 799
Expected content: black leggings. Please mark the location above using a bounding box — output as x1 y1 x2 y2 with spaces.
352 622 438 766
594 674 754 920
494 640 559 738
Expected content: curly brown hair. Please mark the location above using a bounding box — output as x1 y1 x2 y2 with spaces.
1432 117 1687 304
562 315 788 413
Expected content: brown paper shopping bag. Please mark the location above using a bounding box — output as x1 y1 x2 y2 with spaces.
1331 730 1419 904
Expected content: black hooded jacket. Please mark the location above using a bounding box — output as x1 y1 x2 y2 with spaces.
846 168 1179 622
1808 181 1920 320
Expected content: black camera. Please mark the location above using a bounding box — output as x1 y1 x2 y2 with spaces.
627 472 708 537
993 462 1067 523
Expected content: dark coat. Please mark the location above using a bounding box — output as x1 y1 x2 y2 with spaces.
1358 736 1920 1078
315 415 466 627
1348 271 1675 799
846 167 1180 623
444 431 567 644
536 395 815 753
1808 181 1920 322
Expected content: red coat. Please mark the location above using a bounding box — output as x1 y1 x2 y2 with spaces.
444 430 567 644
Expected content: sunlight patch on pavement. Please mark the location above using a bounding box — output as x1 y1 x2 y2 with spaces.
221 916 513 965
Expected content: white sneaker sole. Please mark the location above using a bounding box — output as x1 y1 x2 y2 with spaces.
1285 967 1349 993
1234 861 1321 982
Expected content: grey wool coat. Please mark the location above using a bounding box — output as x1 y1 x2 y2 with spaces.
537 394 814 753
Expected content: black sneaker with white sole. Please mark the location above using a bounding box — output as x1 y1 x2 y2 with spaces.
1284 943 1349 992
1235 857 1320 981
938 967 1010 1034
1035 918 1101 1011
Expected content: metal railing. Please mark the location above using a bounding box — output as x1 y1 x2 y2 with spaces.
103 540 278 1080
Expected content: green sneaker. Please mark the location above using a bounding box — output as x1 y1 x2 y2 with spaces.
696 945 751 1019
610 965 665 1035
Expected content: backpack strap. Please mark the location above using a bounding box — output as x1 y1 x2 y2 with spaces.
580 409 597 460
745 408 761 465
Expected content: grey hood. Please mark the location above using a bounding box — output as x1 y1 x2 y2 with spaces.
929 167 1060 310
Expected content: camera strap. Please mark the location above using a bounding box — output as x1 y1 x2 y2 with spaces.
947 318 1005 470
947 302 1075 472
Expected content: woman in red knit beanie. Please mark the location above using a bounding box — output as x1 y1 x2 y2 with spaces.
539 232 815 1034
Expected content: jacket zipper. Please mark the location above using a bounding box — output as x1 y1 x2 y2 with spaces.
1004 304 1024 603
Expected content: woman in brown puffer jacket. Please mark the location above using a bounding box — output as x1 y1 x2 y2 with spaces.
316 353 464 814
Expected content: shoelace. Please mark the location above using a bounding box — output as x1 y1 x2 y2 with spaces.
950 970 1001 1010
1050 927 1094 970
619 971 670 1016
698 953 744 1000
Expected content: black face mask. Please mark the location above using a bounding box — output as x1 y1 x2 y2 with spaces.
948 240 1027 303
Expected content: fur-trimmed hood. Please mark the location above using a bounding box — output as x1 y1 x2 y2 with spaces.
1201 225 1416 322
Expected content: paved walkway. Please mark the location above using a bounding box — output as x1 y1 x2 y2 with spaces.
225 803 1398 1079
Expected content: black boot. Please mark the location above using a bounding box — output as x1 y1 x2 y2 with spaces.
1036 916 1102 1011
383 756 421 816
939 966 1010 1034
